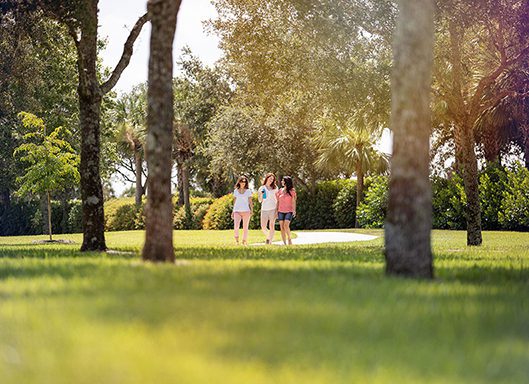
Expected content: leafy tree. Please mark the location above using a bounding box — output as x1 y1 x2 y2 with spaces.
1 0 151 251
14 113 79 241
314 117 389 227
113 83 148 207
433 0 529 245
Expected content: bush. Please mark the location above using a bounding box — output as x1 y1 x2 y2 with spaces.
293 180 351 229
174 197 214 230
0 199 40 236
499 163 529 231
357 176 388 228
67 200 83 233
332 180 358 228
479 164 508 230
432 175 466 230
203 194 234 230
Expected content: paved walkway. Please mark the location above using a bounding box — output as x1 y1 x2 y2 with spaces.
254 231 378 245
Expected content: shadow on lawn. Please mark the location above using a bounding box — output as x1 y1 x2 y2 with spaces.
1 246 528 382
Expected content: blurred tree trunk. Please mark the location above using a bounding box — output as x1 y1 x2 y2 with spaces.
354 158 364 228
142 0 182 262
385 0 435 278
134 149 144 207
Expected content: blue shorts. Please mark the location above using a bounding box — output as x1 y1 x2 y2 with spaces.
278 212 293 221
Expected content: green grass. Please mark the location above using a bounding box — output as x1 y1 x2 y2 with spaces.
0 229 528 383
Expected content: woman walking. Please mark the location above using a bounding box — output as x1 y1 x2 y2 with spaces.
258 173 279 244
276 176 296 245
232 175 253 245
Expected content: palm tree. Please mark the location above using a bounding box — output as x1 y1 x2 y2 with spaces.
114 84 148 207
315 116 390 227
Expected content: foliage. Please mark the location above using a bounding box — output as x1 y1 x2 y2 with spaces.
498 163 529 230
203 194 234 230
14 113 80 198
431 175 466 230
479 164 508 230
357 176 388 228
173 197 214 230
293 180 351 229
332 180 358 228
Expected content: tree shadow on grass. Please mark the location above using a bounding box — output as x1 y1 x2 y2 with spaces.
1 249 528 383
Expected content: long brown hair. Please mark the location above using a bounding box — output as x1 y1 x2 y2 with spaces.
262 172 277 189
235 175 249 190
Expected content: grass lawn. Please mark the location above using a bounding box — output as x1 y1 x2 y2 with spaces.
0 229 528 383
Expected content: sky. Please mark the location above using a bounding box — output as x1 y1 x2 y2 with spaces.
98 0 222 95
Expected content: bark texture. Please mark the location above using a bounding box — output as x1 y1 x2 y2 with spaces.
385 0 435 278
76 1 107 251
355 160 364 228
142 0 181 262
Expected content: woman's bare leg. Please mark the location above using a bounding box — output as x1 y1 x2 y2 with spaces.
284 220 292 245
279 220 287 245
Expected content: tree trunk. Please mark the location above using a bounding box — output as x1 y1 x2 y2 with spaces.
448 19 482 246
77 0 106 252
176 158 184 207
40 194 48 236
47 190 53 241
355 160 364 228
385 0 435 278
182 160 191 213
134 148 143 207
142 0 181 263
456 122 483 245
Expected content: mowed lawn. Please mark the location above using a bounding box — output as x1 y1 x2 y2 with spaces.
0 229 528 383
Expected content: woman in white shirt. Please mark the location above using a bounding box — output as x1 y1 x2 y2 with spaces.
258 173 279 244
232 175 253 245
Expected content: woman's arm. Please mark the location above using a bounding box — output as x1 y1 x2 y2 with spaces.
249 195 253 214
257 186 263 203
292 195 297 217
231 193 236 219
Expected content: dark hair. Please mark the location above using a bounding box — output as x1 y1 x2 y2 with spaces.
262 172 277 189
282 176 294 196
235 175 249 190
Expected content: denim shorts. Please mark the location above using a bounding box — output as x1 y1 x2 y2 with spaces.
278 212 293 221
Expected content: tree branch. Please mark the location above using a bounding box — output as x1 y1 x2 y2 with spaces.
100 12 151 94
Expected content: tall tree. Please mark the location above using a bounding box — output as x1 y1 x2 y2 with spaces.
1 1 151 251
385 0 435 278
434 0 529 245
142 0 182 263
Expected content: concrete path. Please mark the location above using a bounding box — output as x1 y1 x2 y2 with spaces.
253 231 378 245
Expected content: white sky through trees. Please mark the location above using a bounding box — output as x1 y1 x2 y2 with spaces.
99 0 222 94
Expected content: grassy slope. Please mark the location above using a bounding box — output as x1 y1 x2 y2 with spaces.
0 230 528 383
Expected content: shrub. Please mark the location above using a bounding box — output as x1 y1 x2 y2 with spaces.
432 175 466 230
174 197 214 230
332 180 358 228
357 176 388 228
293 180 350 229
203 194 234 230
108 203 140 231
66 200 83 233
499 163 529 231
0 199 40 236
479 164 508 230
